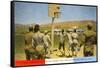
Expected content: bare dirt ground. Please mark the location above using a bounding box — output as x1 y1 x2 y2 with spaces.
15 44 96 60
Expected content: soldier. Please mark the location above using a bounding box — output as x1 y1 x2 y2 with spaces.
43 30 51 57
32 24 45 59
71 26 80 57
66 29 73 57
83 23 96 57
24 26 34 60
59 29 66 56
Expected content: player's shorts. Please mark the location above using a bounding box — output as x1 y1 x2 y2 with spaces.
59 42 65 50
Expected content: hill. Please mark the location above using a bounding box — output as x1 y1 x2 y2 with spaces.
15 20 96 32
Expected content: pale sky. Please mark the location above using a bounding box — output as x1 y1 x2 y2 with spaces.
14 2 97 24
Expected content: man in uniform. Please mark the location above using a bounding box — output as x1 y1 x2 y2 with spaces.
24 26 34 60
32 24 45 59
83 23 96 57
71 26 80 57
43 30 51 57
59 29 66 56
66 29 73 57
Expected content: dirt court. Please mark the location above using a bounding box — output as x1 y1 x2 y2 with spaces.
48 45 96 58
15 44 96 60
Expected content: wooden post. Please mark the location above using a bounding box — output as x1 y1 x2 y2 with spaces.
48 4 60 51
51 17 55 50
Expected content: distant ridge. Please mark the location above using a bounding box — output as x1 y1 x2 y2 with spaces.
15 20 96 29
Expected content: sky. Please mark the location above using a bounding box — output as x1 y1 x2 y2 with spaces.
14 2 97 24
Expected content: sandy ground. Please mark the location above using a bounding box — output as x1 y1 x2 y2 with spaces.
15 45 96 60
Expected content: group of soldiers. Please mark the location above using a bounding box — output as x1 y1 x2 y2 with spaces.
58 26 80 57
58 23 96 57
25 24 51 60
24 23 96 60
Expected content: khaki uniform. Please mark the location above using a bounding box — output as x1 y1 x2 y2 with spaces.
67 33 73 45
58 32 66 56
32 31 45 59
43 34 51 54
59 32 66 50
84 30 96 56
71 32 79 52
25 32 34 60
